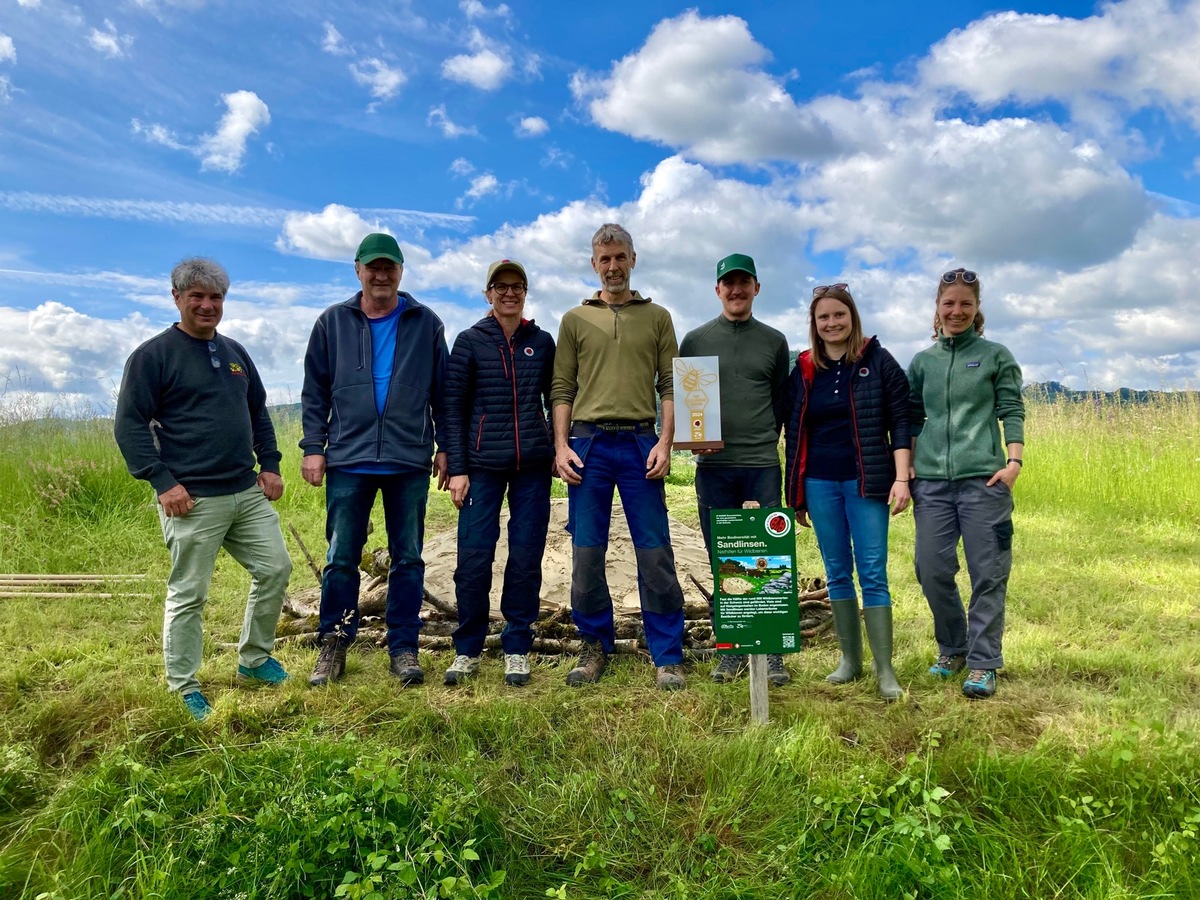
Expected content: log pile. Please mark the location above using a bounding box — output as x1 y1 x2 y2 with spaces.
276 499 833 656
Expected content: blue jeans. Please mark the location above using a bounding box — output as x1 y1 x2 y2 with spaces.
567 429 684 666
319 468 429 655
804 477 892 608
452 466 551 656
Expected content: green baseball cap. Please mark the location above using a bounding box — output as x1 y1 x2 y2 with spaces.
486 258 528 289
716 253 757 280
355 233 404 265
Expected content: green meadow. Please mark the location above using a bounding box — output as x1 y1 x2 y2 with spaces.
0 394 1197 899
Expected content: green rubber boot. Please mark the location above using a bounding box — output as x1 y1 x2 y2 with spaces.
825 599 863 683
863 606 904 701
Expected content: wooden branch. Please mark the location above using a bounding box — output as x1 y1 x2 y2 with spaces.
687 573 714 605
287 523 323 585
422 588 458 617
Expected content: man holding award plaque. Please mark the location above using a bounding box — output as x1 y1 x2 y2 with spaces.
679 253 792 685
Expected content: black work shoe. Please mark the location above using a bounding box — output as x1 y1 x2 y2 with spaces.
656 663 685 691
309 635 347 687
566 639 607 686
389 649 424 685
766 654 790 687
711 654 748 683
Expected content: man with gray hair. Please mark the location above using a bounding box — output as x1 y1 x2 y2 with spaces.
552 223 687 690
116 258 293 722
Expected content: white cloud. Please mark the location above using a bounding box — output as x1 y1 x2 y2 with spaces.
130 118 185 151
0 34 15 64
460 0 510 19
920 0 1200 132
321 22 350 56
442 29 511 90
16 0 41 7
199 90 270 173
428 104 479 138
465 174 498 200
0 76 11 103
350 58 406 107
87 19 133 58
571 10 839 164
275 204 386 261
516 116 548 137
449 157 475 175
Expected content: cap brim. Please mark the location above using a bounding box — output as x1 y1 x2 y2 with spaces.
358 252 403 265
718 266 755 279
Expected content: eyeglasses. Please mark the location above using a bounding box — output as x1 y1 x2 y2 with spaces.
207 341 221 370
941 269 978 285
489 283 527 296
812 283 848 298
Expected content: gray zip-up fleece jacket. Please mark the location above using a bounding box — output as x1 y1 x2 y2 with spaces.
300 292 449 473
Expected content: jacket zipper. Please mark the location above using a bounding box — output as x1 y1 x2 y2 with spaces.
476 414 486 450
507 335 521 470
944 339 955 480
848 365 866 497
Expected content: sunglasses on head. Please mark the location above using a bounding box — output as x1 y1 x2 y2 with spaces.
812 283 848 298
941 269 978 285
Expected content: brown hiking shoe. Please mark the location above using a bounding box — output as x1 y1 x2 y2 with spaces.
566 639 607 686
656 663 685 691
309 635 347 686
388 649 424 685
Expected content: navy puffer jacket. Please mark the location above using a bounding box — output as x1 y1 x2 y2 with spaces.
444 315 555 475
784 336 911 511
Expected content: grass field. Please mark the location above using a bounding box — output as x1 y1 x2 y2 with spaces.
0 394 1198 898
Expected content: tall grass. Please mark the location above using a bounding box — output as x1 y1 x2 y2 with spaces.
0 396 1197 898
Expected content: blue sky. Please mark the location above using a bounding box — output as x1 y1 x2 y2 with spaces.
1 0 1198 413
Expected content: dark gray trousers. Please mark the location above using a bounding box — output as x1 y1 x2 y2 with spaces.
912 477 1014 669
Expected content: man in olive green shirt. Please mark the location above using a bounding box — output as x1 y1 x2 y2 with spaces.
679 253 791 685
551 223 686 691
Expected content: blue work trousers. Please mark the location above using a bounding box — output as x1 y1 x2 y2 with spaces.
318 468 429 655
452 466 551 656
566 429 684 665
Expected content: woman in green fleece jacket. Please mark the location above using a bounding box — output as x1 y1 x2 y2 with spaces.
907 269 1024 700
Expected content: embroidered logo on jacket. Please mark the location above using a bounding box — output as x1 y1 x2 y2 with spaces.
966 361 981 368
858 367 870 377
229 362 246 376
524 347 534 357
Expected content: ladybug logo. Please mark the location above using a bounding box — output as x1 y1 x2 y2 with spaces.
764 511 792 538
524 347 534 357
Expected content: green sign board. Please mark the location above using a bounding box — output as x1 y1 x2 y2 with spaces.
710 507 801 655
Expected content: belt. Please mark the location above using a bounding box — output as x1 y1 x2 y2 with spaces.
571 420 656 437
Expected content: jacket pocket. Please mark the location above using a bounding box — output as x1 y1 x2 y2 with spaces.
475 414 487 450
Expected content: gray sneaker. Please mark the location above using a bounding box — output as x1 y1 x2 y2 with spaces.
444 654 480 685
656 664 686 691
389 649 424 685
504 653 531 686
767 654 790 687
711 654 748 684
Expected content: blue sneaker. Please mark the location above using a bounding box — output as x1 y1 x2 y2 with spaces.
237 657 289 685
182 691 212 721
962 669 997 699
929 654 966 677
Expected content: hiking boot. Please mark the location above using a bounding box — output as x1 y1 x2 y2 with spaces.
444 654 480 686
767 654 790 687
309 635 347 686
388 649 424 685
504 653 531 687
237 657 288 686
181 690 212 721
962 668 997 699
656 663 685 691
711 654 748 683
566 639 607 686
929 654 966 678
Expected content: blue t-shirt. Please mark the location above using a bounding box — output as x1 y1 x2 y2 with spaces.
805 357 857 482
342 299 406 475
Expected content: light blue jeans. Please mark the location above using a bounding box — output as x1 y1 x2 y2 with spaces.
804 477 892 607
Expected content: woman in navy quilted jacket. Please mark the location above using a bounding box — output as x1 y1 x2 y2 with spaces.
442 259 555 687
783 284 911 700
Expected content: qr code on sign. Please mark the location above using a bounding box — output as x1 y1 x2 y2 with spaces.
782 634 796 649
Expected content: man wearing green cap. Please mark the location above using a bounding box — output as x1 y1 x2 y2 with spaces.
301 232 449 687
679 253 791 686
